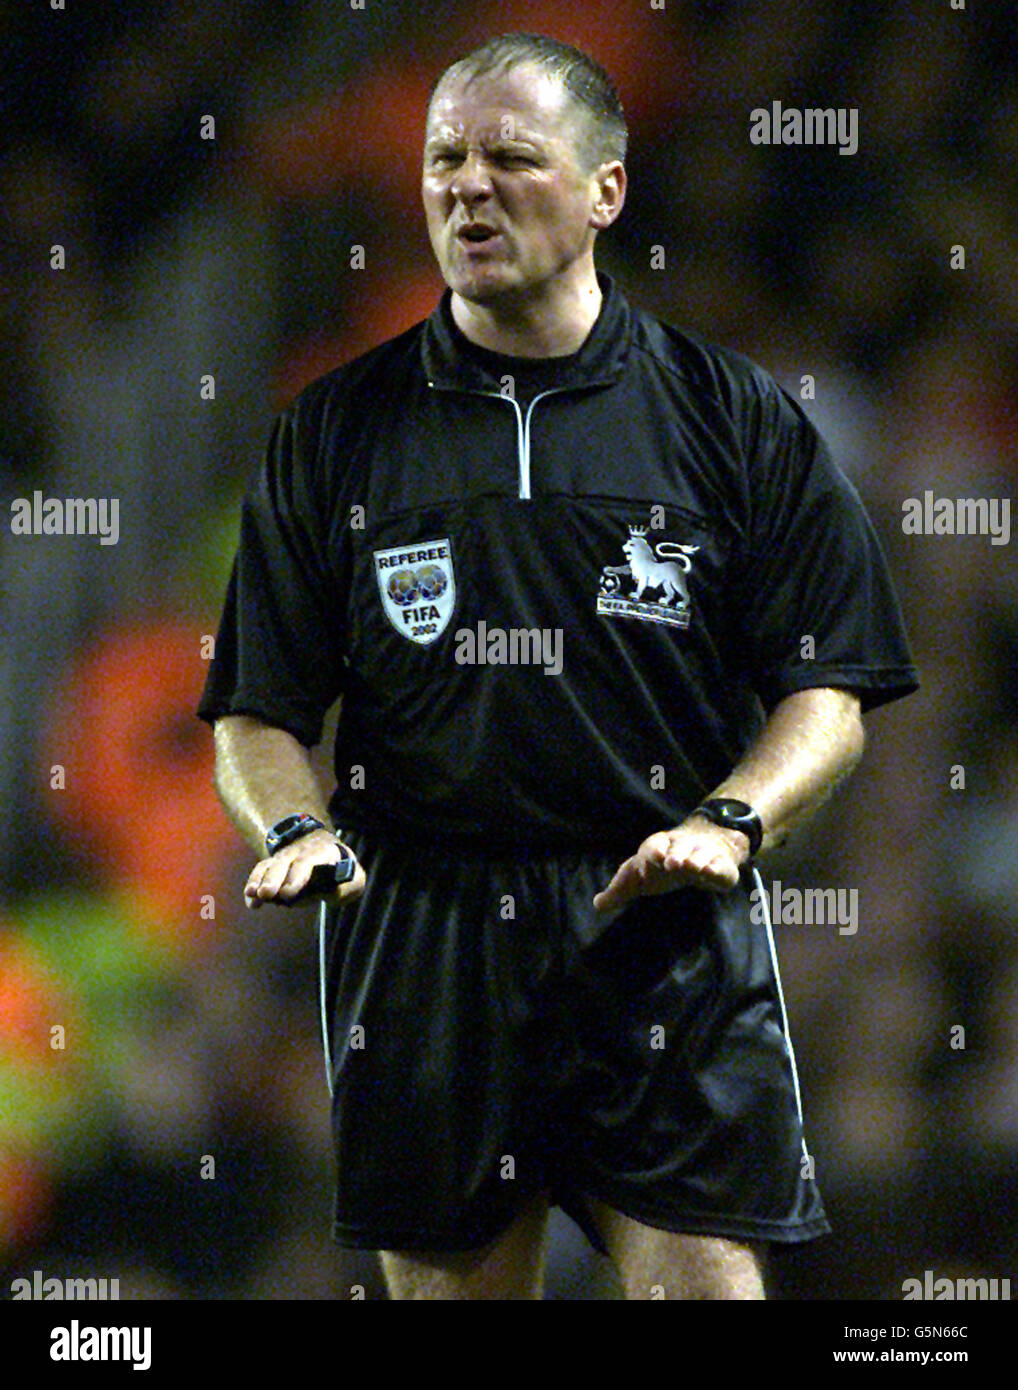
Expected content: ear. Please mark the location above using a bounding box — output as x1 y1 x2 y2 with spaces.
590 161 626 231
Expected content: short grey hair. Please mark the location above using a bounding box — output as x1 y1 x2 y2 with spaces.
429 33 627 170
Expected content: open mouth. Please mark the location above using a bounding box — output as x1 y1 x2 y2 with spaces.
457 223 500 245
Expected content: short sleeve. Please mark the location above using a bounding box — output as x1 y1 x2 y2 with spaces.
197 397 347 746
737 375 919 714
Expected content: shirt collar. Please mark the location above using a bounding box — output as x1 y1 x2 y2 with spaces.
421 271 632 392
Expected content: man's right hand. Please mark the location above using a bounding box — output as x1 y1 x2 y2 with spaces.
244 829 366 910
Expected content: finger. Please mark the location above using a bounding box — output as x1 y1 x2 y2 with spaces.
244 861 280 909
593 857 640 915
244 872 288 907
244 853 311 906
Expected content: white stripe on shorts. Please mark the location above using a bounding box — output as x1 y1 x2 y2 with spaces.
318 901 334 1097
752 865 808 1159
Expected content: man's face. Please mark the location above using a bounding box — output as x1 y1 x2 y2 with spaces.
422 64 604 307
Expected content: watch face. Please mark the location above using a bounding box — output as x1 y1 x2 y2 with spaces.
271 815 299 837
697 799 762 854
266 813 323 855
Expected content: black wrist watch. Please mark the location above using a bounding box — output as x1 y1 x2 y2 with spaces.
264 812 328 857
693 798 763 858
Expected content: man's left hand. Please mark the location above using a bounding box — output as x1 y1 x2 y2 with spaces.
593 821 748 917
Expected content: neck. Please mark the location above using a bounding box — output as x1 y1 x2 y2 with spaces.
450 270 603 358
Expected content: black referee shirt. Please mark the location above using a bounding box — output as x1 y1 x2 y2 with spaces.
198 273 919 850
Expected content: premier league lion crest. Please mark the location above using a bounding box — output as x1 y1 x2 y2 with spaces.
597 522 698 629
374 538 456 645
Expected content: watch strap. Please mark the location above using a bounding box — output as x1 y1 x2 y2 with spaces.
693 798 763 857
264 812 328 857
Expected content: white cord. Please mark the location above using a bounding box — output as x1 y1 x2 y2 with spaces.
318 900 334 1098
751 866 808 1158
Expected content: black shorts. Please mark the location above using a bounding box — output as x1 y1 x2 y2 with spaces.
319 832 830 1254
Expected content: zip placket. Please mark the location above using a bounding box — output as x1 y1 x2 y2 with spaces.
427 382 571 500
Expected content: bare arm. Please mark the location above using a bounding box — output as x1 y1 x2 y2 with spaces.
708 685 865 853
593 687 864 915
214 713 366 909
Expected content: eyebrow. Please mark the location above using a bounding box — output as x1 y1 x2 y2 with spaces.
424 134 544 155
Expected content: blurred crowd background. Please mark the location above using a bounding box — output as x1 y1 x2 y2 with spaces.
2 0 1016 1300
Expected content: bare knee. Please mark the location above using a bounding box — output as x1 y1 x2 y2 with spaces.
587 1198 767 1300
380 1193 550 1300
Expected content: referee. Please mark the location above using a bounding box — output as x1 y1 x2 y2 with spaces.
199 33 919 1299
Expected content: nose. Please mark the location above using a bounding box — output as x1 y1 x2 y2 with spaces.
450 152 494 205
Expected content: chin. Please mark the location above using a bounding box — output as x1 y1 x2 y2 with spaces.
448 272 514 305
440 254 518 301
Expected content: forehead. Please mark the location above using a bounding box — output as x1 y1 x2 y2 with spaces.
426 64 580 145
